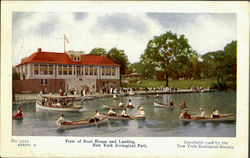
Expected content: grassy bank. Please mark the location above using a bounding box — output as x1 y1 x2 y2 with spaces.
122 78 218 89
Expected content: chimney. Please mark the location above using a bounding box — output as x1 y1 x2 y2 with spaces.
37 48 42 52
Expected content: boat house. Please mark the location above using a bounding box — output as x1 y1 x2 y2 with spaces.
14 48 120 94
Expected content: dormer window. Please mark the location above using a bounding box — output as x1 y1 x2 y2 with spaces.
73 55 80 61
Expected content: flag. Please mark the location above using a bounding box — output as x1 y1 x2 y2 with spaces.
64 34 69 44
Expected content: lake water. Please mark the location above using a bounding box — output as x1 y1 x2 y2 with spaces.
12 91 236 137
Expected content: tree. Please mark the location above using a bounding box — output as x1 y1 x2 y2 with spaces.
89 47 130 75
141 31 198 86
107 47 129 75
201 40 236 89
12 67 20 80
89 48 107 55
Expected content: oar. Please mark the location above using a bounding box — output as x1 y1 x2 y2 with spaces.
94 117 98 127
127 114 136 120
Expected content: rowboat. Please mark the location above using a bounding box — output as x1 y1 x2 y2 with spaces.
129 91 136 96
105 114 146 120
179 113 235 122
12 114 23 120
154 102 180 108
103 105 125 110
36 94 83 112
57 115 108 130
103 105 134 110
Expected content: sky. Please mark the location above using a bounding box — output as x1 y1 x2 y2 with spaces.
12 12 236 66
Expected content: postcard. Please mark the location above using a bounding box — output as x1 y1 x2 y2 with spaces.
1 1 249 158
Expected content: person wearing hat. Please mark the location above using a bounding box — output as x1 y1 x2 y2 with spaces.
136 106 145 117
199 108 205 118
183 108 191 119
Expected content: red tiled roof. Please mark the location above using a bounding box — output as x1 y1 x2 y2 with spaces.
16 51 119 67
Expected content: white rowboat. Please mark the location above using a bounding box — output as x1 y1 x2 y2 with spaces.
154 102 180 108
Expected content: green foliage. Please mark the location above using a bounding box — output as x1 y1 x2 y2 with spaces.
12 68 20 80
123 78 217 89
201 40 236 89
89 48 107 55
89 47 129 75
107 48 129 75
141 31 198 86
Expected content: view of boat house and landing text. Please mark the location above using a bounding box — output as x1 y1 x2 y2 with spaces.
13 48 120 94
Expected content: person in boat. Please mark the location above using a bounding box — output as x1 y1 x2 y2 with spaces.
136 106 145 117
119 102 124 107
15 105 23 117
89 110 100 123
180 100 187 108
113 94 117 99
108 107 116 116
182 108 191 119
156 94 159 98
211 109 220 118
169 100 175 107
127 100 134 108
196 108 206 119
121 108 129 117
179 110 185 118
56 114 69 125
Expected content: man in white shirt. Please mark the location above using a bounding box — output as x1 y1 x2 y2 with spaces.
121 108 129 117
108 108 116 116
118 102 124 107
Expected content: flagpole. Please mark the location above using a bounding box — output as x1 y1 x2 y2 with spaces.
64 34 65 53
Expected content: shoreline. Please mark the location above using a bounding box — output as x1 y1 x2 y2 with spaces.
13 89 218 103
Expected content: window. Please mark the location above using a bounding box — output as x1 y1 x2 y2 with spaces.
49 65 53 75
58 65 62 75
89 66 93 75
76 66 81 75
63 65 67 75
69 66 72 75
106 67 111 76
94 67 97 75
40 65 48 75
40 79 48 85
102 67 105 76
34 64 39 75
85 66 88 75
112 67 115 76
